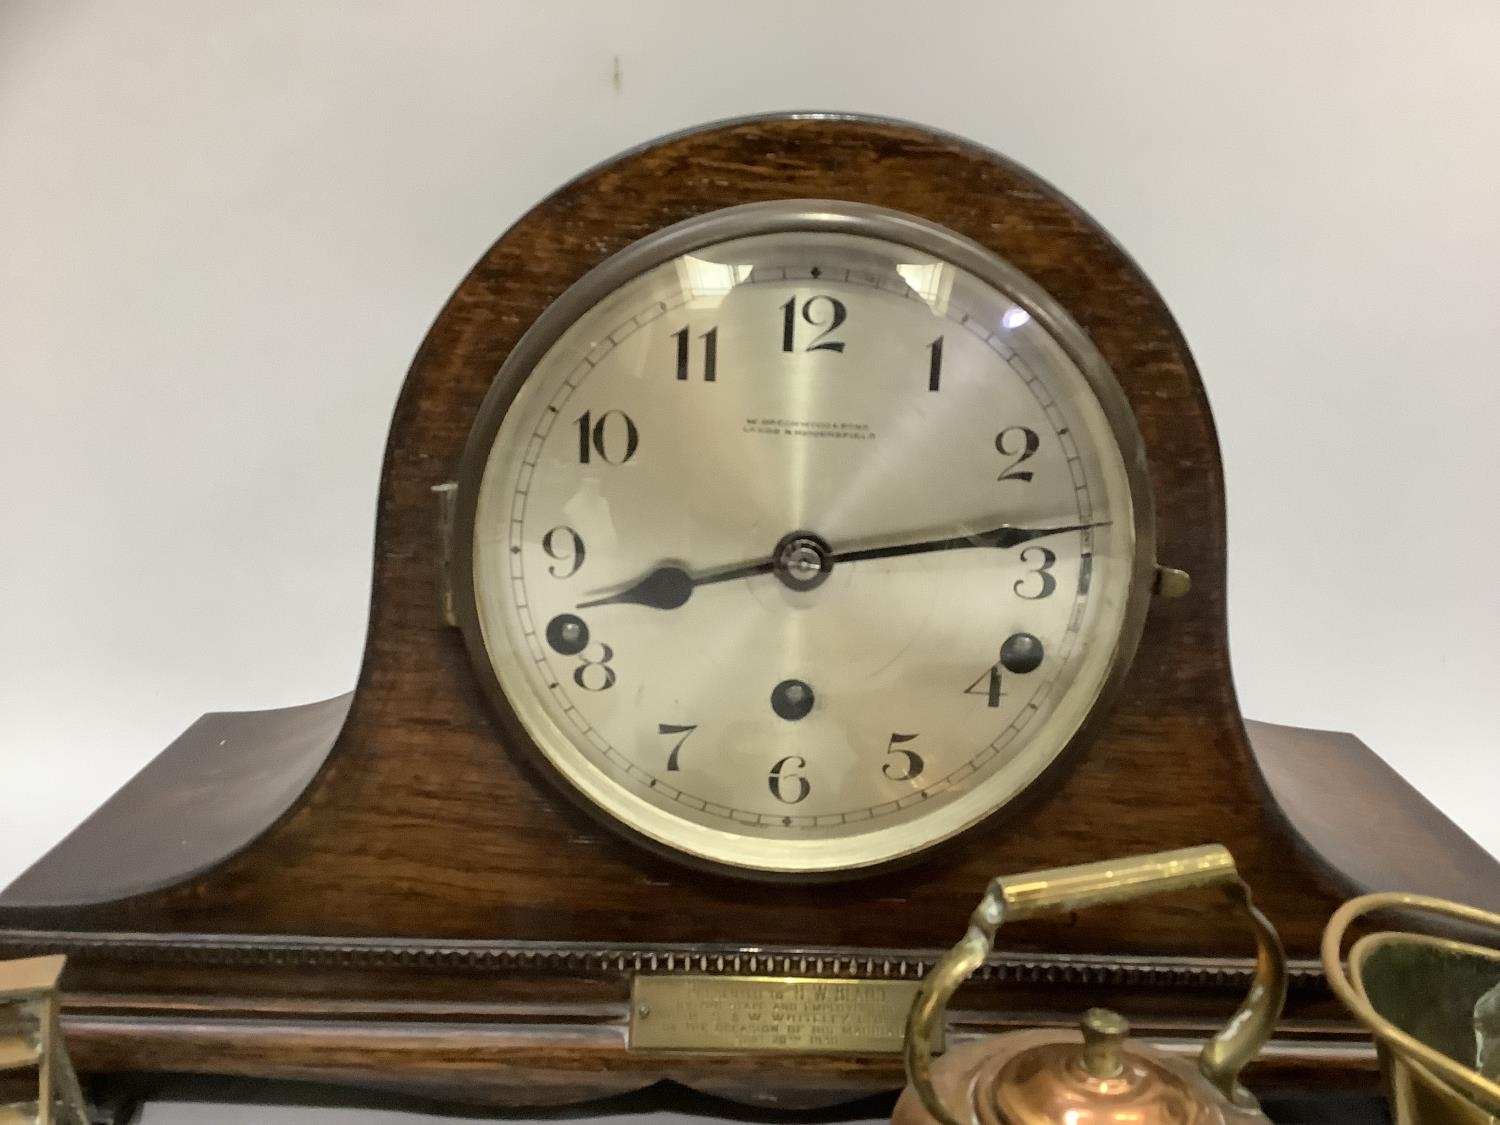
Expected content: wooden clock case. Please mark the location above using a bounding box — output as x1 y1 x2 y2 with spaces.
2 114 1496 1108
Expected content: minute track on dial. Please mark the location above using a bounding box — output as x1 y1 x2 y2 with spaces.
573 521 1108 611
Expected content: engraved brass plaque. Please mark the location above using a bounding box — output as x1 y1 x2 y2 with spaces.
628 975 923 1054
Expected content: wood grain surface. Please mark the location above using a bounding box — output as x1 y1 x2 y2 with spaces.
3 113 1492 1107
1246 719 1500 924
0 113 1351 951
2 697 351 908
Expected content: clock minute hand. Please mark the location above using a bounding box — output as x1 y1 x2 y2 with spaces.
574 521 1106 612
826 521 1107 566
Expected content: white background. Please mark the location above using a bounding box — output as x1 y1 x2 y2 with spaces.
2 0 1497 894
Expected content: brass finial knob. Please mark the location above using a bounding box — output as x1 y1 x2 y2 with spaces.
1080 1008 1130 1078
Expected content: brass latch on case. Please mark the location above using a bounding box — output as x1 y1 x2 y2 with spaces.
1153 565 1191 598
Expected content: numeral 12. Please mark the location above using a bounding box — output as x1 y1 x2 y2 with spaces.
781 295 847 353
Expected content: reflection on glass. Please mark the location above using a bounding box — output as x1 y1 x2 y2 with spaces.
895 262 953 313
675 256 752 300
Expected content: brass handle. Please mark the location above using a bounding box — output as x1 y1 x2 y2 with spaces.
905 845 1287 1125
1321 892 1500 1114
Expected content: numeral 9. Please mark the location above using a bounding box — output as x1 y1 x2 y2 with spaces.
541 526 585 578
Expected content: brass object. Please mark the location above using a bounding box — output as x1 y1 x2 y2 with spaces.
0 956 87 1125
896 844 1286 1125
629 975 921 1054
1322 892 1500 1124
1153 565 1192 598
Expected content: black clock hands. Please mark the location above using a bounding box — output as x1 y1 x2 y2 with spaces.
824 522 1103 566
575 560 769 611
575 521 1106 611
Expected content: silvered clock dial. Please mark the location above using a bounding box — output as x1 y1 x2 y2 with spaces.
452 201 1154 876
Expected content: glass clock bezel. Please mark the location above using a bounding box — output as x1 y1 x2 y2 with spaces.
449 199 1158 880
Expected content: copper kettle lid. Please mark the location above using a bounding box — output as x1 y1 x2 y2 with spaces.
982 1009 1246 1125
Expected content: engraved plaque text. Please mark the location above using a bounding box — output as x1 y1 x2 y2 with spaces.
628 975 922 1054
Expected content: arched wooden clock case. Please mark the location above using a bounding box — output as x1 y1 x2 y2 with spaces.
2 114 1496 1108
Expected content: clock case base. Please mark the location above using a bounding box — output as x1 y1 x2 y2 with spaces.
3 115 1497 1106
4 699 1496 1106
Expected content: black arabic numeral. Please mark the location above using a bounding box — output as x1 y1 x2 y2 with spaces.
541 526 585 578
964 661 1003 707
882 732 925 781
768 755 810 804
995 425 1040 481
575 409 639 465
1014 546 1058 600
780 295 847 353
965 633 1048 705
926 336 943 392
673 325 717 382
572 642 616 692
658 723 696 772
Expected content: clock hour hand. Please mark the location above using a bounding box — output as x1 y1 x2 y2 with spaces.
825 521 1107 566
575 558 773 611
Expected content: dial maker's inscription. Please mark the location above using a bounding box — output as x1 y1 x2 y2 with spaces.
628 976 923 1054
743 417 876 440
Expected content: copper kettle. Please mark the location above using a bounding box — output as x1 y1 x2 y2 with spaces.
893 845 1288 1125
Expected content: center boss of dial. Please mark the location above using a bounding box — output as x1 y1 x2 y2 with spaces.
772 532 834 593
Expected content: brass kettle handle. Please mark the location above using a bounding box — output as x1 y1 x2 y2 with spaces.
1321 892 1500 1114
905 845 1287 1125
